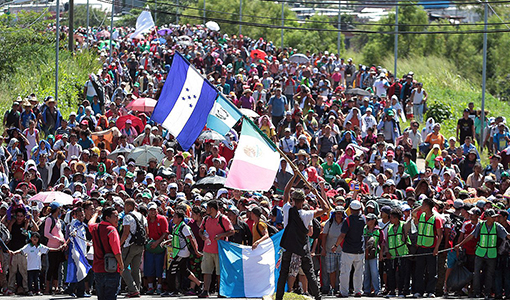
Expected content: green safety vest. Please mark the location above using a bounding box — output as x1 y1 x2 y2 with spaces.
363 226 381 254
387 221 409 258
417 213 436 247
475 221 498 259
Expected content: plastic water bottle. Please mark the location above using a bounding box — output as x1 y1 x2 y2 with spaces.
204 230 212 246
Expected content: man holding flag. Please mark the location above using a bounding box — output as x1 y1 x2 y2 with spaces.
276 174 329 300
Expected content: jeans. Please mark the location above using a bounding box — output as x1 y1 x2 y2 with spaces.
363 258 380 294
95 272 121 300
121 244 144 293
340 252 364 296
67 280 85 297
494 255 510 297
474 256 496 296
414 247 437 295
413 103 424 123
27 270 40 292
387 257 410 295
275 250 321 300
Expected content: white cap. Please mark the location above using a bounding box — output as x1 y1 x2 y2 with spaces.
350 200 362 210
217 188 228 198
169 183 178 189
147 202 157 210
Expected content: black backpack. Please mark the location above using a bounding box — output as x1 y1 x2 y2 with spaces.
39 216 58 246
310 218 321 240
256 221 279 237
128 212 147 246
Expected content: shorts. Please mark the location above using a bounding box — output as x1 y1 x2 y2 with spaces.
326 251 342 273
144 251 165 277
289 253 304 277
201 252 220 275
446 249 458 269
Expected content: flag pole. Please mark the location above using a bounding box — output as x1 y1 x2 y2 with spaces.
242 116 332 210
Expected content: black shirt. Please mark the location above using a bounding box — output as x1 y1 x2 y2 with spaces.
230 220 252 246
457 117 474 142
8 222 29 251
341 214 366 254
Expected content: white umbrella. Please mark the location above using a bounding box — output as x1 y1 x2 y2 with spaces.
289 53 309 64
127 145 165 166
205 21 220 31
199 130 226 141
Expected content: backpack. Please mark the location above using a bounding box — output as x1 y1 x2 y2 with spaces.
128 212 147 246
256 221 279 237
39 216 58 246
0 222 11 244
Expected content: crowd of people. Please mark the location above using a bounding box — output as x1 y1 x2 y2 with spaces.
1 22 510 300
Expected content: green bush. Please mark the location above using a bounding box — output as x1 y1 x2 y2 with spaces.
425 101 452 124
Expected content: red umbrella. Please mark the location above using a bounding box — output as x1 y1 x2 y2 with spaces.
126 98 157 112
116 115 144 134
250 49 266 61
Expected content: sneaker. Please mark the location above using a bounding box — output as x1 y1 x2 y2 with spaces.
398 295 406 298
186 289 198 296
355 293 362 298
36 292 43 296
198 291 210 298
428 294 436 298
4 290 14 296
126 291 141 298
386 294 396 298
217 295 226 298
336 294 348 298
161 292 171 297
27 291 34 296
156 289 162 295
146 288 155 295
413 293 422 298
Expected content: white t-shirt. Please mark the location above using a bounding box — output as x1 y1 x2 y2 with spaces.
21 244 49 271
122 211 148 248
65 143 82 161
383 160 399 179
85 81 97 98
282 202 314 229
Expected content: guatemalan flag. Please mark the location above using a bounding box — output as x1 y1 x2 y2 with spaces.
218 230 283 298
66 221 91 283
207 93 243 137
151 52 218 150
225 119 280 191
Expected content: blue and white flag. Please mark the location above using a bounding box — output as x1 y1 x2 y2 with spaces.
151 52 218 150
218 230 283 298
66 235 91 283
207 94 243 137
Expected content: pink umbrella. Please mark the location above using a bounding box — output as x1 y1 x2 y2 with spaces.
96 30 110 38
126 97 157 112
29 191 74 205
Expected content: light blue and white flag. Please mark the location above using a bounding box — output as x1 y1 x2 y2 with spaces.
66 228 91 283
207 94 243 137
151 52 218 150
218 230 283 298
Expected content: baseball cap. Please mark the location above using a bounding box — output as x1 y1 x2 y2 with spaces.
49 202 61 210
485 208 499 218
469 207 482 216
334 206 345 213
453 199 464 209
381 206 391 215
350 200 362 210
147 202 157 210
169 183 178 189
366 213 377 220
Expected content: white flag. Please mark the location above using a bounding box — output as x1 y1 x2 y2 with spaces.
130 8 155 38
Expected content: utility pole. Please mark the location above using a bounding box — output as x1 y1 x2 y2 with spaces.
68 0 74 52
337 0 341 57
203 0 206 23
109 0 114 64
176 0 179 24
154 0 157 25
239 0 242 36
55 0 60 102
480 1 488 153
86 0 89 35
394 1 398 77
281 2 284 50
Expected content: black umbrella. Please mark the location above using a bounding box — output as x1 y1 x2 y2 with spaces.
345 88 372 97
193 176 227 190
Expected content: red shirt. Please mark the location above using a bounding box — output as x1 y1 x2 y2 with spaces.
90 221 121 273
200 213 234 254
461 221 478 255
147 214 169 240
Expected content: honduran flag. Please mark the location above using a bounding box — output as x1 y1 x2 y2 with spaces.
218 230 284 298
66 235 91 283
207 93 242 137
225 119 280 191
151 52 217 150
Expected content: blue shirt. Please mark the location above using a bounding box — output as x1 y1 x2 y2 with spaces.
268 95 288 117
494 132 510 152
21 111 35 129
462 143 479 158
